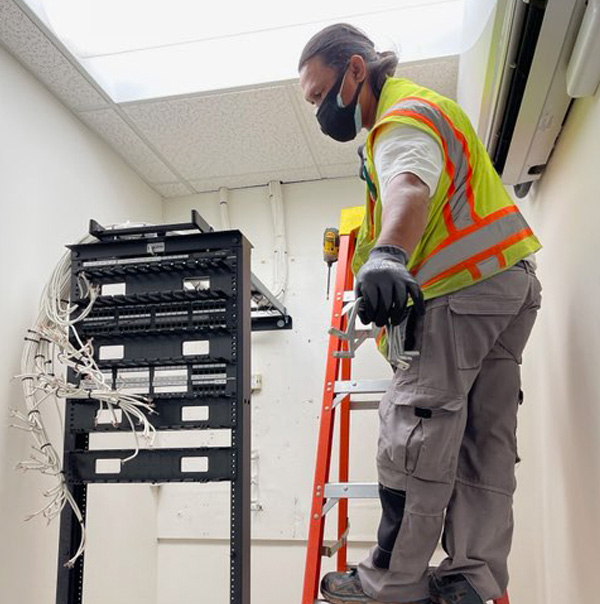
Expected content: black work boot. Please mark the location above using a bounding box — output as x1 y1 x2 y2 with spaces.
321 568 432 604
320 569 373 603
429 574 485 604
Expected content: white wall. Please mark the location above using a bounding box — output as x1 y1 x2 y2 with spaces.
0 46 163 604
518 88 600 604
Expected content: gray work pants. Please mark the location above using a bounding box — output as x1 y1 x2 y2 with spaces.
358 261 542 603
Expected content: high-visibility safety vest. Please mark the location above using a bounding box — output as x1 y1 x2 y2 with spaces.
353 77 542 303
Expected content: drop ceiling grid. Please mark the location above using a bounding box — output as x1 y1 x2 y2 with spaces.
320 163 362 179
0 1 109 111
188 166 323 194
152 182 196 198
122 86 320 183
77 109 186 184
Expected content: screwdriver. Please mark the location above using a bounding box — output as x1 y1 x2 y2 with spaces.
323 227 340 300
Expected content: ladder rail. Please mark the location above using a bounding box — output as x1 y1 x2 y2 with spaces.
301 230 511 604
302 234 355 604
337 358 351 571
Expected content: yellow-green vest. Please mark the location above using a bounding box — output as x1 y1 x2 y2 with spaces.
353 77 541 301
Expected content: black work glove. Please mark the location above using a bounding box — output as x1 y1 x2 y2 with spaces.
355 245 425 327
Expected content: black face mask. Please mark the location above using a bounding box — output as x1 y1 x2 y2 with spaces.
316 68 364 142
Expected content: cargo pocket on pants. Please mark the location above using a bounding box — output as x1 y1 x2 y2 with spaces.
378 393 464 493
377 404 423 488
392 407 424 472
449 296 524 370
412 406 463 485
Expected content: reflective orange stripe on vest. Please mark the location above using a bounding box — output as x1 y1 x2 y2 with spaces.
423 227 533 288
367 96 533 286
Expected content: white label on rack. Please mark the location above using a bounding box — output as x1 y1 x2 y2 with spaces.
181 406 209 421
101 282 126 296
95 459 122 474
99 345 125 360
182 340 209 356
181 457 209 473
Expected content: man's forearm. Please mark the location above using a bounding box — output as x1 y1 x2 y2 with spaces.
376 173 430 254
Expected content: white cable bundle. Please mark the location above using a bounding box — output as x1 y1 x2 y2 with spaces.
12 233 156 567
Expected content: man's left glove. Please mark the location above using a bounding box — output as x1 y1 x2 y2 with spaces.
355 245 425 327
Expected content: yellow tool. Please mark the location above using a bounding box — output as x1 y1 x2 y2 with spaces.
323 227 340 300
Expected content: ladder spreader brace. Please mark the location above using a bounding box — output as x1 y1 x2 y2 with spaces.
301 228 511 604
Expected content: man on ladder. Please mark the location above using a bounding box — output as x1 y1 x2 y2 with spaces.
298 24 542 604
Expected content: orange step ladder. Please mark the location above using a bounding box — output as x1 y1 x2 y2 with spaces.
302 217 510 604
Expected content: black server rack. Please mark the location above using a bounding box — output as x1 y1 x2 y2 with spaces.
56 212 292 604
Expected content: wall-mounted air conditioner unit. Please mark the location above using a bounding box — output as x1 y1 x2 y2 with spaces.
478 0 589 197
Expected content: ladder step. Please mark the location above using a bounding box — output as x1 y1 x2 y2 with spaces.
333 395 380 410
324 482 379 499
350 400 379 410
334 379 391 394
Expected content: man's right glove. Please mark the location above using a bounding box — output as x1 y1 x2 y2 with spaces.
354 244 425 327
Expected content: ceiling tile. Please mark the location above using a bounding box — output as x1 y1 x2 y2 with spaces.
189 166 320 193
78 109 181 183
152 182 195 198
396 56 459 99
0 1 108 111
122 86 317 180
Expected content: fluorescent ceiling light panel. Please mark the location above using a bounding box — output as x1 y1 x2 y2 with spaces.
22 0 491 102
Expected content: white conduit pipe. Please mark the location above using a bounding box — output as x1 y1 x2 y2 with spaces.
268 180 288 300
219 187 231 230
